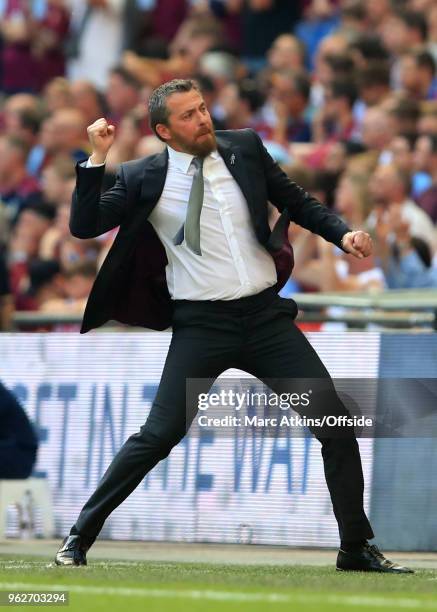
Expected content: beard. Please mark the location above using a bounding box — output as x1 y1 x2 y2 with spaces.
172 129 217 157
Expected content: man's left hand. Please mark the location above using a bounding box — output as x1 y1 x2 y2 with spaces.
341 231 373 259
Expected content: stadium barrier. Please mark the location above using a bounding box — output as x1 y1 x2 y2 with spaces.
9 289 437 330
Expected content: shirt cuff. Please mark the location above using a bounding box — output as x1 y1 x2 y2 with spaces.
85 157 105 168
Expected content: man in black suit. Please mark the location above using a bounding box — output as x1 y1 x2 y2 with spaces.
55 79 411 573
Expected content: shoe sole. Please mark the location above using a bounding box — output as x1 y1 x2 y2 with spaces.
336 567 413 574
55 557 86 567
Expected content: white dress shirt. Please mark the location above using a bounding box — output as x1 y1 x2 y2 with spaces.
87 146 278 300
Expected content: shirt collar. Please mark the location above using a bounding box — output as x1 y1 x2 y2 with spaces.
167 145 220 174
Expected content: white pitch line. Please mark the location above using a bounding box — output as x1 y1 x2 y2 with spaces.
0 582 435 609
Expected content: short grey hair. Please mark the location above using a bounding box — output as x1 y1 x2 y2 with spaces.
148 79 201 140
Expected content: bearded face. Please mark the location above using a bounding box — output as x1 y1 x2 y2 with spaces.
157 90 217 157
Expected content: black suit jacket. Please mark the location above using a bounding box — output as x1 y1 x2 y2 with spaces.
70 129 350 333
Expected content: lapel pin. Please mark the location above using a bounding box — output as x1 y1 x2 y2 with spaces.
230 153 236 165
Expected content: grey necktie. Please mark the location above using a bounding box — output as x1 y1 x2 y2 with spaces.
173 156 204 256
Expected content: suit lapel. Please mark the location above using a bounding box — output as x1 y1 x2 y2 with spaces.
140 148 168 217
216 136 256 218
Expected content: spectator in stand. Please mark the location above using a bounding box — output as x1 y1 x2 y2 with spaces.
39 155 77 209
323 138 364 170
310 32 349 108
105 66 142 127
266 33 306 73
1 96 45 176
36 109 89 175
122 16 223 88
399 49 437 101
207 0 242 53
262 70 312 144
43 77 72 114
381 9 428 89
0 137 41 223
375 204 437 289
58 236 100 274
409 131 434 198
335 171 373 232
3 108 42 158
418 105 437 135
8 204 56 304
192 74 227 131
386 97 421 137
340 1 367 37
0 0 69 94
388 132 427 198
32 0 70 91
1 94 40 132
367 164 436 254
198 50 241 94
135 134 165 158
364 0 392 32
218 79 266 134
349 34 390 70
294 0 339 70
324 53 355 83
238 0 302 73
310 168 340 210
39 203 71 261
15 259 63 311
40 260 96 315
105 112 144 172
385 238 437 289
67 0 127 91
31 0 70 91
290 171 385 293
381 9 428 58
313 79 358 144
388 132 416 175
414 134 437 223
0 0 39 93
359 106 396 166
354 63 391 132
314 32 349 75
122 0 188 57
70 80 107 125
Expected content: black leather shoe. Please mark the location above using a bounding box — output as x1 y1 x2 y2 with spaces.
337 543 414 573
55 535 89 566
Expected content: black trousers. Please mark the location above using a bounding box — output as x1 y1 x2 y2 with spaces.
73 287 374 544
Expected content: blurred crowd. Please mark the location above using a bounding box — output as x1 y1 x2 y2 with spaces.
1 0 437 330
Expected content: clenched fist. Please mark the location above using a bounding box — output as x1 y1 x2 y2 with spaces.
341 230 373 259
87 118 115 165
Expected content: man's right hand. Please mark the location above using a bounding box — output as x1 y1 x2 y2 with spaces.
87 118 115 165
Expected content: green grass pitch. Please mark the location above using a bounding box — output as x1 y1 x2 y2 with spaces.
1 557 437 612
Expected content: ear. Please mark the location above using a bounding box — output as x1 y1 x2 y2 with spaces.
155 123 171 142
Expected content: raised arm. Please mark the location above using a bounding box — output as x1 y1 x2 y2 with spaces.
70 118 127 239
